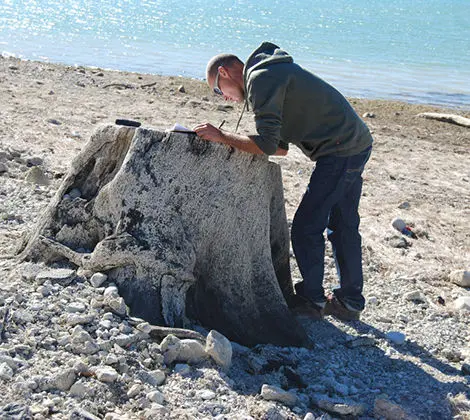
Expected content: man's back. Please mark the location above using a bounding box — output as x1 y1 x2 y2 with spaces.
244 42 372 160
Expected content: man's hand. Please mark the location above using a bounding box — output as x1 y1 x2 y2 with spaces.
193 123 225 144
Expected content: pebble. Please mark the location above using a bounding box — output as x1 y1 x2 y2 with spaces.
26 156 44 167
161 334 181 364
450 270 470 288
143 404 168 418
67 314 95 326
38 284 53 297
103 285 119 297
47 118 62 125
311 396 366 417
0 362 14 380
174 363 191 375
367 296 379 305
198 390 216 401
99 320 112 329
454 296 470 311
386 331 406 345
138 369 166 387
66 302 87 313
404 290 426 303
0 162 8 173
48 369 76 391
398 201 411 209
25 166 50 186
178 85 185 93
127 384 143 398
374 398 409 419
178 339 207 364
363 112 375 118
345 335 376 348
90 272 107 288
70 408 101 420
147 390 165 404
104 296 127 316
260 384 297 406
36 268 76 285
95 366 119 383
205 330 232 370
70 382 89 397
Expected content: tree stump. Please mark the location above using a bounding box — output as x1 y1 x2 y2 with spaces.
19 124 308 347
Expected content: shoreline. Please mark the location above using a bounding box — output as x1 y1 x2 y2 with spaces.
0 48 469 419
3 53 470 112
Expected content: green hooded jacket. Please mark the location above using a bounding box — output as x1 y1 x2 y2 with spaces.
243 42 373 160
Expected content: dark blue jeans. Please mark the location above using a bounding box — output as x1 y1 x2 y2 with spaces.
291 146 372 311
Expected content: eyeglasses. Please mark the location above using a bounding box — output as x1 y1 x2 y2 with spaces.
213 66 223 95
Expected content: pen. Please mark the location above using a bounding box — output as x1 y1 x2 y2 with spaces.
218 120 226 130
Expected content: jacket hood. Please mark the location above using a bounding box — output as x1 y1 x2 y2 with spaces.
243 42 293 81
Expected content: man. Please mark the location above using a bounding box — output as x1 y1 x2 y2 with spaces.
193 42 373 321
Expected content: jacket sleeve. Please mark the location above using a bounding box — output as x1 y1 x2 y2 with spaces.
247 72 288 155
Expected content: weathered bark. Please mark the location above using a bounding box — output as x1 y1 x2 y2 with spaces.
19 124 308 347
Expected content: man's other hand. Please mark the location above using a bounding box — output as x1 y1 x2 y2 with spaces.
193 123 225 143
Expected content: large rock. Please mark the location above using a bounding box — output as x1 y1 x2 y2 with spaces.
19 124 307 347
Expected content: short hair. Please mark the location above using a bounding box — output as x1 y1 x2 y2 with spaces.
206 54 244 82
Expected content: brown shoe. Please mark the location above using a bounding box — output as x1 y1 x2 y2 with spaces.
290 295 324 320
324 295 361 321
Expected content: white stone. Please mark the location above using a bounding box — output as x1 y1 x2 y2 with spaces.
38 284 53 297
96 366 119 383
260 384 297 406
67 313 95 326
66 302 87 313
104 285 119 297
450 270 470 287
49 369 76 391
367 296 379 305
404 290 426 302
198 390 216 400
105 354 119 365
454 296 470 311
90 273 108 288
147 390 165 404
303 414 315 420
160 334 181 364
386 331 406 345
178 339 207 364
0 362 14 380
0 355 21 370
144 404 168 418
105 296 127 316
127 384 142 398
205 330 232 370
70 382 89 397
99 320 112 329
148 369 166 386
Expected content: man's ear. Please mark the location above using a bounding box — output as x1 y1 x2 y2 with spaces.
218 66 230 79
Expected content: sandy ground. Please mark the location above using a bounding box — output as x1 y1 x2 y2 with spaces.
0 55 469 419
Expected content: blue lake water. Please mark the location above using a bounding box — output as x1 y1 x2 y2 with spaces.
1 0 469 108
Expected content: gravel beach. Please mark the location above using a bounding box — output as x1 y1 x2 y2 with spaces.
0 55 469 419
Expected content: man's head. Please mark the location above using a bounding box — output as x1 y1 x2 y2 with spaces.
206 54 245 102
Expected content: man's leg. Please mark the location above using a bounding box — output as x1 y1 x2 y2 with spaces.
291 156 345 308
327 147 371 312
